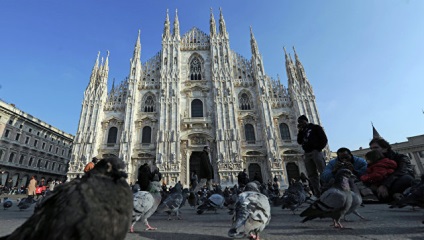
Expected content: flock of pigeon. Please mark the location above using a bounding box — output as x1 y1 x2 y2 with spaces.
1 159 424 240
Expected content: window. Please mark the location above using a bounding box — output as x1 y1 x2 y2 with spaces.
8 120 13 124
8 152 15 163
143 96 155 112
0 150 3 161
245 124 256 144
42 142 45 149
19 155 24 164
49 145 52 152
191 99 203 117
29 128 32 133
15 133 20 141
19 124 23 129
55 147 58 154
34 140 38 147
419 151 424 158
190 57 202 80
239 93 252 110
37 159 41 167
62 149 64 156
44 161 48 168
279 123 291 140
5 129 10 138
25 136 30 144
28 157 33 166
141 126 152 144
37 132 40 136
107 127 118 144
51 162 55 171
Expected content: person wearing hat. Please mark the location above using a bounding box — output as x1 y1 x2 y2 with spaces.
297 115 328 197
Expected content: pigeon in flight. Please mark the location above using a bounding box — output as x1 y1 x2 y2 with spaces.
131 181 162 232
228 191 271 240
300 169 354 228
0 157 133 240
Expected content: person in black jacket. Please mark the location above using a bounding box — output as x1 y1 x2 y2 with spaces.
369 137 415 201
137 163 152 191
297 115 328 197
194 146 214 191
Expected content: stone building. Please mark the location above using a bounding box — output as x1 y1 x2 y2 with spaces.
0 99 74 189
67 9 329 187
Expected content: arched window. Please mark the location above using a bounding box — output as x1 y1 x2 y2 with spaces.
191 99 203 117
190 57 202 80
244 124 256 144
239 93 252 110
141 126 152 144
107 127 118 144
8 152 15 163
143 95 155 112
28 157 33 166
279 123 291 140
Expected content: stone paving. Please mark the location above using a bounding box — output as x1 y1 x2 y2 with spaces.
1 194 423 240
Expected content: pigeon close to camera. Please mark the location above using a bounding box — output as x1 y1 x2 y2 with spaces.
280 180 307 214
3 198 12 210
0 157 133 240
228 191 271 240
131 181 162 232
300 169 353 228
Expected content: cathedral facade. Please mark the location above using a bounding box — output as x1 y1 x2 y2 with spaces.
67 9 328 187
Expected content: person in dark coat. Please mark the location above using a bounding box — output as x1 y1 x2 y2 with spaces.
297 115 328 197
369 138 415 201
194 146 214 191
138 163 152 191
237 169 249 188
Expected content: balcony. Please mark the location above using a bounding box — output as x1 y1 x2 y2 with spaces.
241 140 263 148
182 117 212 129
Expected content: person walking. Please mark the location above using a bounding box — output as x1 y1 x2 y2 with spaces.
297 115 328 197
194 146 214 191
27 176 37 200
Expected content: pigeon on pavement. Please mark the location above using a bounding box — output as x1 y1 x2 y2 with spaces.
131 181 162 232
228 191 271 240
0 157 133 240
280 180 307 214
300 169 354 228
344 178 366 221
2 198 12 210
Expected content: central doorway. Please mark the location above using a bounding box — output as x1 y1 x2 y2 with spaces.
189 151 203 176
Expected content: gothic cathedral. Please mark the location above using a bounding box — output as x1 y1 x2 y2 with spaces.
67 9 328 187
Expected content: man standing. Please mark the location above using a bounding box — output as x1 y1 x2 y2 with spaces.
195 146 214 191
237 169 249 188
84 157 98 173
297 115 328 197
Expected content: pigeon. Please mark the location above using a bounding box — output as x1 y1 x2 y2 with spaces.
157 187 187 220
0 157 133 240
244 181 261 193
197 193 225 214
131 181 162 232
17 197 36 210
300 169 354 228
280 180 307 214
344 178 365 221
187 191 198 208
3 198 12 210
228 191 271 240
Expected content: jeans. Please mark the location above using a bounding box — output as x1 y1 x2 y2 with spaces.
304 150 326 197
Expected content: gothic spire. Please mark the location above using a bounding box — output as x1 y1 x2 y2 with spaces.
210 8 216 37
173 9 180 38
163 9 170 38
293 46 303 67
219 7 227 36
103 50 109 72
372 122 382 139
250 26 259 56
132 30 141 61
91 51 100 77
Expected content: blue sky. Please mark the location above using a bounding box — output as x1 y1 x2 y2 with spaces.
0 0 423 152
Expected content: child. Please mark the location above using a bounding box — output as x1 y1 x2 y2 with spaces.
360 150 397 186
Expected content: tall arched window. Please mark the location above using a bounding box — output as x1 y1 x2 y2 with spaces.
143 95 155 112
190 57 202 80
107 127 118 144
244 124 256 144
279 123 291 140
191 99 203 117
141 126 152 144
239 93 252 110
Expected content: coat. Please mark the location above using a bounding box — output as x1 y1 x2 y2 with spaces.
360 158 398 185
27 178 37 196
138 164 152 191
199 150 213 180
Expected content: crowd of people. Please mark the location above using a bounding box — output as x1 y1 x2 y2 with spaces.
297 114 416 202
